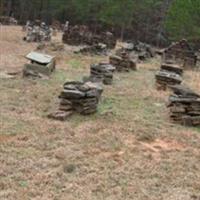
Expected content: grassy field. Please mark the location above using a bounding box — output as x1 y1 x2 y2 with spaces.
0 26 200 200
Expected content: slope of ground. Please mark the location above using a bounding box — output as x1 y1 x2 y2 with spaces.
0 26 200 200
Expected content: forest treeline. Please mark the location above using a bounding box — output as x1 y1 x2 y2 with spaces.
1 0 200 46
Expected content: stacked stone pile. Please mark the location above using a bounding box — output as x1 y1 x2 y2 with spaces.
167 85 200 126
48 81 103 121
96 32 116 49
133 42 155 60
86 62 116 85
62 26 85 45
160 63 183 75
75 43 108 56
109 52 137 72
24 24 51 43
163 39 197 69
155 63 183 90
62 25 116 49
116 42 155 61
23 52 56 78
0 16 18 25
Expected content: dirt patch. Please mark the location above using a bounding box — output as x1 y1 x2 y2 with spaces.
0 135 14 143
141 138 184 152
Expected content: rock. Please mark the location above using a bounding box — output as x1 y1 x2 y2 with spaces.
169 85 200 98
24 23 51 43
60 89 85 99
49 81 103 121
163 39 197 69
48 110 73 121
62 25 116 49
23 52 56 78
86 62 115 85
116 41 155 61
0 16 18 25
167 86 200 126
161 63 183 75
75 43 108 56
155 63 183 91
109 53 137 72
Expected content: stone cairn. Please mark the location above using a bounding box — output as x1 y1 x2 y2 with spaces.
48 81 103 121
75 43 108 56
163 39 197 69
85 62 116 85
23 52 56 78
155 62 183 90
134 42 155 61
62 25 116 49
167 85 200 126
24 22 51 43
93 32 117 49
109 52 137 72
0 16 18 25
116 42 155 62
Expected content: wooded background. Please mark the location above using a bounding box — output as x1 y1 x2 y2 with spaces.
1 0 200 46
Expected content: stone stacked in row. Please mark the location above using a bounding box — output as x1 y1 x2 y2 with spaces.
62 25 116 49
24 25 51 43
163 39 197 69
109 52 137 72
87 62 116 85
0 16 18 25
116 42 155 61
48 81 103 121
167 85 200 126
74 43 108 56
155 63 183 90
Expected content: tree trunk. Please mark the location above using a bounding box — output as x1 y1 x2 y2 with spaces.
0 0 3 16
6 0 12 16
120 24 125 41
39 0 44 19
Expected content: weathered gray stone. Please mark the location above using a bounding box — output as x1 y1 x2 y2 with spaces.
23 52 56 78
161 63 183 75
49 81 103 121
109 53 137 72
163 39 197 69
167 86 200 126
87 63 115 85
155 63 183 90
60 89 85 99
48 110 73 121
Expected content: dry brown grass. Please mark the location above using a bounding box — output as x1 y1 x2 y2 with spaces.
184 70 200 94
0 26 200 200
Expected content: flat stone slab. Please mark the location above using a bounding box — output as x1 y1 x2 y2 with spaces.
161 63 183 75
169 85 200 98
23 52 56 78
48 110 73 121
26 52 55 64
156 71 182 83
60 89 85 99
